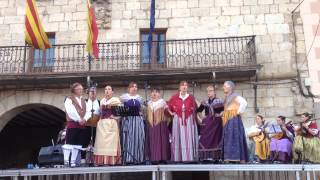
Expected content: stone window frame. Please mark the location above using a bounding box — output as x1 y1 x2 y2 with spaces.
139 28 167 69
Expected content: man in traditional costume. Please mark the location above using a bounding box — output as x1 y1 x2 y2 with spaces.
63 83 87 167
197 85 224 162
94 85 122 165
83 86 100 148
221 81 248 163
168 81 198 162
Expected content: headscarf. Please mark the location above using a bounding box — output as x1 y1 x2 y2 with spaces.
224 81 238 106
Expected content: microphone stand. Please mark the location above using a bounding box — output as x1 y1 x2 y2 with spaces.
86 97 95 166
144 82 151 165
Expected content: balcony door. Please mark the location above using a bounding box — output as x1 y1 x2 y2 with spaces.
30 33 55 72
140 29 166 69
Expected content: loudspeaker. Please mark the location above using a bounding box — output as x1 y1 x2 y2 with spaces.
38 145 64 167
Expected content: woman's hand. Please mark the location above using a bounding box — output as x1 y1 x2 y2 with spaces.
302 123 309 129
79 118 86 126
281 125 288 131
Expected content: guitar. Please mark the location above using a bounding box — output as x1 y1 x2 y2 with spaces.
252 122 270 143
268 121 294 140
252 132 266 143
252 122 289 142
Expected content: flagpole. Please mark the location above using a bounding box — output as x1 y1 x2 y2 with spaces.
88 53 92 71
86 54 95 166
87 54 92 88
148 0 155 64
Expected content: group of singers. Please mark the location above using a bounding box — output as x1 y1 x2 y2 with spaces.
63 80 320 167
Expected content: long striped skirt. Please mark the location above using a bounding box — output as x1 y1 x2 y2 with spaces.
221 115 248 162
171 115 198 162
121 116 145 164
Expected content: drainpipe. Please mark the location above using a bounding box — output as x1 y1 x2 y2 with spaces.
254 75 259 113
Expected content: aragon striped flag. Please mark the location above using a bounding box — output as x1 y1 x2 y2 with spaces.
25 0 51 50
86 0 99 59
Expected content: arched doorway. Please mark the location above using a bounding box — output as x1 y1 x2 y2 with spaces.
0 104 65 169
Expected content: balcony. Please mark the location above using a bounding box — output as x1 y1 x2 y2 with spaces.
0 36 259 88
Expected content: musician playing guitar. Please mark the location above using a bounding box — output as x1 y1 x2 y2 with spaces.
83 86 100 148
269 116 294 163
247 115 270 163
293 112 320 163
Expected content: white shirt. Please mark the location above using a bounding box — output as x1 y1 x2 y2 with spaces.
149 99 166 111
246 124 262 137
120 93 144 104
236 96 247 114
179 92 189 101
64 96 83 122
84 99 100 121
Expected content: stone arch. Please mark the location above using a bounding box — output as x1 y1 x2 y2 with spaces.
0 90 66 131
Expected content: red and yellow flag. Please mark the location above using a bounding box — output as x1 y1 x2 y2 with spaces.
86 0 99 58
25 0 51 50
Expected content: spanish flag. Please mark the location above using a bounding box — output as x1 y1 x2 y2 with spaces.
25 0 51 50
86 0 99 59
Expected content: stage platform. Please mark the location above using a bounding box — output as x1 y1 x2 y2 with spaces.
1 164 320 180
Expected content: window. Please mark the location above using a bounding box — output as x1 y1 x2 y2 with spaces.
33 33 55 68
140 29 166 67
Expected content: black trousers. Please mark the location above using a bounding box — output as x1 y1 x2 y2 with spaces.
66 127 91 159
66 128 89 147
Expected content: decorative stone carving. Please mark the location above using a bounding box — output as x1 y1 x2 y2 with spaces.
93 0 112 29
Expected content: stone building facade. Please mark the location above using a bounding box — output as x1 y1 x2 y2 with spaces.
0 0 314 127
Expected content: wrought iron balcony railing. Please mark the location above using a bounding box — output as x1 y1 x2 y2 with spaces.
0 36 256 76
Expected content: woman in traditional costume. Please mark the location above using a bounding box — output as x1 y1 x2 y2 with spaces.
221 81 248 163
167 81 198 162
293 112 320 163
94 85 122 165
247 115 270 163
120 82 145 164
197 85 224 162
269 116 294 163
145 87 170 163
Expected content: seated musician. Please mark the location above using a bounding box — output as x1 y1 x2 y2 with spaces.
247 115 269 163
269 116 294 163
293 112 320 163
